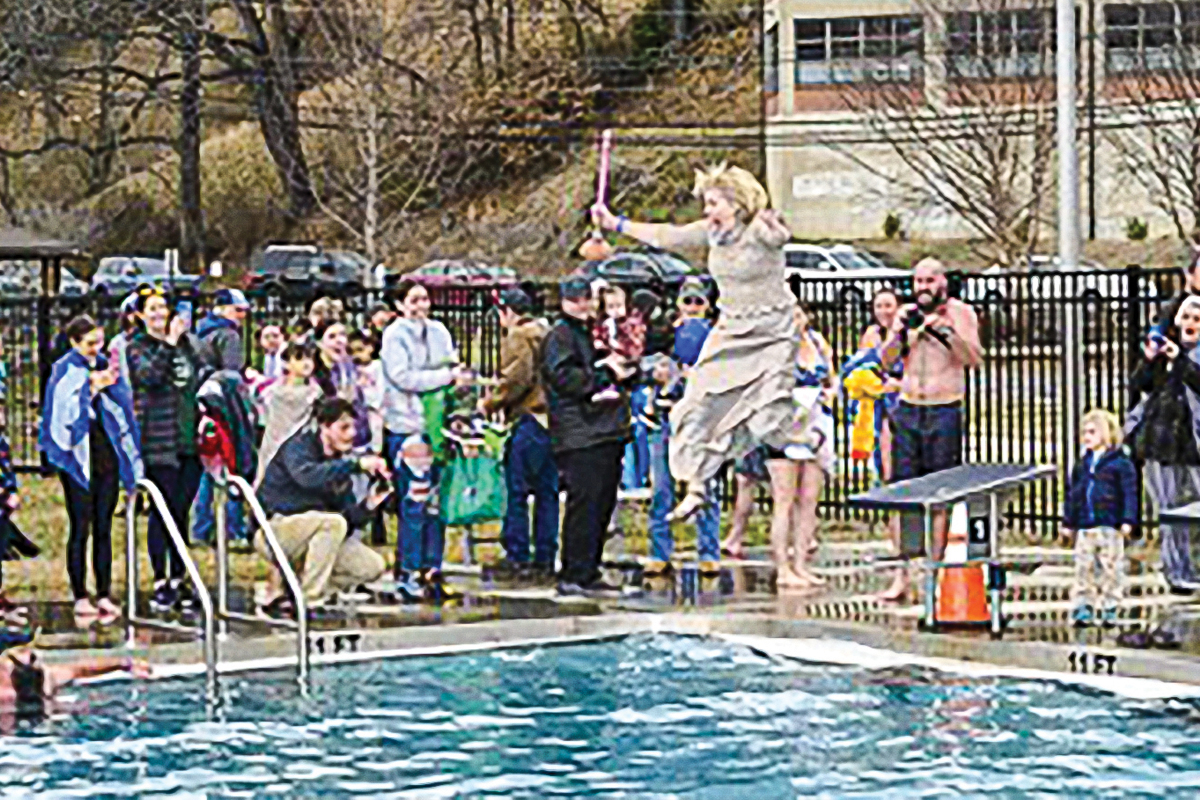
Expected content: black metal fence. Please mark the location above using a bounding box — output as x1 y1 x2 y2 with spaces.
6 267 1183 538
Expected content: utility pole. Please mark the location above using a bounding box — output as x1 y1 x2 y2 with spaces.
179 0 205 274
1058 0 1081 466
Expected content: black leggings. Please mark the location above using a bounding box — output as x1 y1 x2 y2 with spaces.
145 457 202 582
61 467 120 601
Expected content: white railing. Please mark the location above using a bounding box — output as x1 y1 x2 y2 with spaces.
124 478 218 701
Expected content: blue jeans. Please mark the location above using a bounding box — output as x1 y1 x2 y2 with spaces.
622 386 652 490
396 498 445 573
647 424 720 562
385 431 446 573
502 415 559 565
191 471 245 542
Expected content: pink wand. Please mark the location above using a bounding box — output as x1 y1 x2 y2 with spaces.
582 129 615 261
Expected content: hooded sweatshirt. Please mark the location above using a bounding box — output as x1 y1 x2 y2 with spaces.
195 312 245 381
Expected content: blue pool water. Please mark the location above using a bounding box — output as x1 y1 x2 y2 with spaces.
5 634 1200 798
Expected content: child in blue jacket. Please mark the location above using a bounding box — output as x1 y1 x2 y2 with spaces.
1063 409 1139 628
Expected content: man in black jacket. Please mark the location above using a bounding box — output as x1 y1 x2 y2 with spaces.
257 398 392 614
541 276 631 596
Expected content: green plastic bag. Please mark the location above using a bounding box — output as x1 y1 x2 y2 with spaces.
441 454 508 525
421 387 450 460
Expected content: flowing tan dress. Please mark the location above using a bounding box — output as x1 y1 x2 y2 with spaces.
643 215 796 486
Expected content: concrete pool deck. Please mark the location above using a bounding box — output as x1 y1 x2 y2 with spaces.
20 539 1200 697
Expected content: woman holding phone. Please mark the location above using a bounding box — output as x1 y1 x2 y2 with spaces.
127 290 203 613
39 315 143 623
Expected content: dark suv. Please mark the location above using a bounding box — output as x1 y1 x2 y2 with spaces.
247 245 378 296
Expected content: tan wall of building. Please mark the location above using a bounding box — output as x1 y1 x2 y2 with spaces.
765 0 1187 243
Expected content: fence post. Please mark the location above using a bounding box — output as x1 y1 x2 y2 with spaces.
1062 274 1080 478
35 295 51 473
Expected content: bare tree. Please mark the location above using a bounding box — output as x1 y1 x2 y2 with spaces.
1105 2 1200 243
831 0 1058 266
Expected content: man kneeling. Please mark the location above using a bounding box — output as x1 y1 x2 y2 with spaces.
257 397 392 616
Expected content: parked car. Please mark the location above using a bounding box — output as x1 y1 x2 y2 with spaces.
0 261 89 295
60 268 88 296
248 244 379 297
578 249 696 287
91 256 202 297
784 243 911 306
400 259 519 288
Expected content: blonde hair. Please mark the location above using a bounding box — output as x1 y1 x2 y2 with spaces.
1081 408 1121 447
692 163 769 219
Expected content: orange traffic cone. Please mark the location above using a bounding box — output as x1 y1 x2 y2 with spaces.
936 503 990 625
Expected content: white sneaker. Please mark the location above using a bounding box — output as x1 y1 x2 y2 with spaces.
74 597 99 618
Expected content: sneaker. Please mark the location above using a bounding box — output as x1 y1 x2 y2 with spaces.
258 595 295 620
392 573 425 603
1100 607 1119 628
421 571 463 604
150 581 178 614
173 580 197 610
1071 604 1093 628
581 580 623 599
591 386 622 404
491 559 530 582
556 581 588 598
618 488 653 503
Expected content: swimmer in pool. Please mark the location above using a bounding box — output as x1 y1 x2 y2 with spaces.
0 645 151 729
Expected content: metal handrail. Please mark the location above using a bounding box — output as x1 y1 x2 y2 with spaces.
124 478 218 700
217 472 309 687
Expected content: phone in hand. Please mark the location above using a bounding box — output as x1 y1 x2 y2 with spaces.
175 300 193 330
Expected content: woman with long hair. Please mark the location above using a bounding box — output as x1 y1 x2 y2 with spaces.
312 319 370 448
39 315 142 623
126 290 203 613
591 163 794 521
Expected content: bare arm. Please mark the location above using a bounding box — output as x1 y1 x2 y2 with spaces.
947 304 982 368
591 203 708 250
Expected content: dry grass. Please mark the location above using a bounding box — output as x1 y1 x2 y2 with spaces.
0 474 810 603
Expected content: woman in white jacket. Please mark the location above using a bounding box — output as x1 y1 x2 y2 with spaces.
380 281 470 444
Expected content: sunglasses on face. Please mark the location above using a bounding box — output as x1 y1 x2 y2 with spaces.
682 297 707 307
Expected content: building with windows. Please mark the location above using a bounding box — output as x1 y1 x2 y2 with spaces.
765 0 1200 245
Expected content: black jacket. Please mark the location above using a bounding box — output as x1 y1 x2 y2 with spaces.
540 313 631 454
1129 353 1200 465
1064 447 1139 530
258 429 372 527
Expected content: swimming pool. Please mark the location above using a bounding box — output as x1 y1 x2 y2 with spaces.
7 634 1200 798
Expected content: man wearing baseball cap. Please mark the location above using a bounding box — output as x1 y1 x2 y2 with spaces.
193 286 251 545
540 276 631 597
196 288 250 382
481 288 557 582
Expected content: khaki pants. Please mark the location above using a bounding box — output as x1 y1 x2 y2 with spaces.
1071 527 1125 611
258 512 385 601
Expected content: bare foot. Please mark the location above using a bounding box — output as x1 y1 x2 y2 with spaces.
876 572 910 602
775 564 806 589
720 533 745 560
792 565 826 586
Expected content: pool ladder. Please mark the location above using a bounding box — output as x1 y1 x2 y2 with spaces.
214 473 310 690
124 478 218 702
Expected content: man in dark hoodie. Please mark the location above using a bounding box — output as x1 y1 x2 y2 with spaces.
257 398 391 615
192 287 250 545
195 288 249 381
540 275 631 597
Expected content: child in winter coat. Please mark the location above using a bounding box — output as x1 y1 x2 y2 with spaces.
392 434 447 602
1063 409 1139 628
591 285 659 403
255 343 321 487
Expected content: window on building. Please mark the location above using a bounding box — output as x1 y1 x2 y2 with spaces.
946 8 1056 79
793 15 923 85
764 23 779 92
1105 2 1200 74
